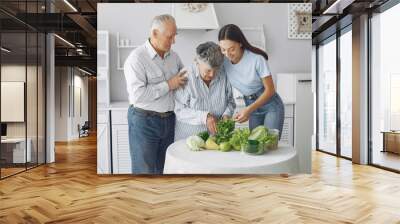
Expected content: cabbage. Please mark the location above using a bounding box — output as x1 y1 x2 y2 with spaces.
248 126 269 141
248 126 280 152
229 128 250 151
186 135 205 151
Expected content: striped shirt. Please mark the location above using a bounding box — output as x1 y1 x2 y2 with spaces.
123 39 184 112
174 63 236 140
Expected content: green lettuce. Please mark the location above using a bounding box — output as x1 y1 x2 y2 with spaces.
215 119 235 144
229 128 250 151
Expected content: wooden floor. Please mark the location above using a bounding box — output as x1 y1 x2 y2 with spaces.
372 150 400 171
1 167 26 178
1 135 400 223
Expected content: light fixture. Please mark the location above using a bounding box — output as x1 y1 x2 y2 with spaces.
76 48 86 55
78 67 93 76
54 34 75 48
63 0 78 12
323 0 341 14
1 47 11 53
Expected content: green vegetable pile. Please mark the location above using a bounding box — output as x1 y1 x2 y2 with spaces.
215 119 235 144
185 119 279 155
229 128 250 151
197 131 209 142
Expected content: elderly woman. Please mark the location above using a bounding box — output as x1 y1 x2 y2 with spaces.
174 41 236 140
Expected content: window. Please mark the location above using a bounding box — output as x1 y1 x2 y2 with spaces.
340 29 352 158
370 2 400 171
318 36 337 155
316 25 353 159
0 1 47 179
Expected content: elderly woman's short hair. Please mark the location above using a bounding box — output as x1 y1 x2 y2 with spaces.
150 14 176 33
196 41 224 68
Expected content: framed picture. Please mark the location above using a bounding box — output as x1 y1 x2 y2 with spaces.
296 11 312 33
288 3 312 39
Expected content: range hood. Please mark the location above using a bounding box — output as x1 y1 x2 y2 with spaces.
171 3 219 30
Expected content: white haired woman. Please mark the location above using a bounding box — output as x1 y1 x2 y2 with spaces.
174 41 236 140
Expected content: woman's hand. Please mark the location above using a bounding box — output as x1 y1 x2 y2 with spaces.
206 113 218 135
222 115 231 120
234 76 275 123
233 108 251 123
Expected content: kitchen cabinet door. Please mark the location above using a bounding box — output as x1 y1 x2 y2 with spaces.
97 123 111 174
295 75 313 174
281 117 294 146
111 124 131 174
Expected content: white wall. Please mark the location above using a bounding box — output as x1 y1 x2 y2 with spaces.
97 3 312 102
55 67 69 141
71 73 89 138
54 67 89 141
1 65 37 138
2 64 46 164
74 73 89 123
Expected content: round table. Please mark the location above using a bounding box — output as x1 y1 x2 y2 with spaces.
163 140 299 174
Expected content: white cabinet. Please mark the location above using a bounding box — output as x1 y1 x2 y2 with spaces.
295 74 313 174
117 32 139 70
97 122 111 174
110 107 131 174
97 104 131 174
281 104 294 146
277 74 296 104
97 30 109 71
277 73 313 174
97 31 112 174
111 124 131 174
97 31 110 106
1 138 32 163
111 110 128 125
97 106 131 174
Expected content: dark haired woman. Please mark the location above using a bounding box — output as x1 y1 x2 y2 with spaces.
218 24 284 139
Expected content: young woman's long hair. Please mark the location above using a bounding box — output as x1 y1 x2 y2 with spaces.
218 24 268 61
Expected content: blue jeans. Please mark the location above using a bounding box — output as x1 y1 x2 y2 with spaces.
127 105 175 174
244 91 285 140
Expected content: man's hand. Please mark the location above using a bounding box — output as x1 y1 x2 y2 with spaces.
167 70 188 90
206 113 218 135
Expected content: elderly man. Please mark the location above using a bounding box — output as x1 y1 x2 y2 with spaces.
174 42 236 140
124 14 187 174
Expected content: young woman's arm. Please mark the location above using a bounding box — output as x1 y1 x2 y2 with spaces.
234 76 275 123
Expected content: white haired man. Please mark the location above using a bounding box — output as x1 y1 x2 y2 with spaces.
124 14 187 174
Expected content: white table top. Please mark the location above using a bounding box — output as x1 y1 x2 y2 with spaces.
164 139 299 174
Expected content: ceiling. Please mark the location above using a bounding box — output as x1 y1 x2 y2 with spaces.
312 0 390 44
10 0 392 72
0 0 100 73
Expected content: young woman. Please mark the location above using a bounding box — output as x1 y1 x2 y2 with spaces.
218 24 284 139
